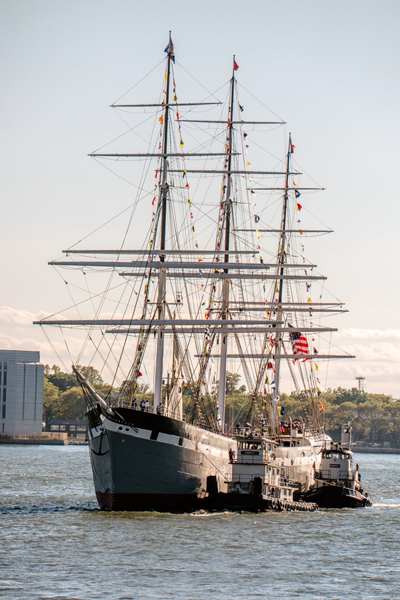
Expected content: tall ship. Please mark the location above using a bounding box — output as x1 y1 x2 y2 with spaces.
36 35 366 511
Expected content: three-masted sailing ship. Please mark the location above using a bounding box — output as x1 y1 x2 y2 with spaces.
36 35 358 511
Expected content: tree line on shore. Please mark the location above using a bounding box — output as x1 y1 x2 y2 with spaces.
43 365 400 445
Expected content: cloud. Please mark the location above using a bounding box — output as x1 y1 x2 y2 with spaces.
0 305 45 326
316 333 400 396
341 342 400 363
342 328 400 341
0 330 69 358
1 311 399 395
276 326 400 396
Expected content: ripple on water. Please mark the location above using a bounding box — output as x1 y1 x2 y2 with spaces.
0 447 398 600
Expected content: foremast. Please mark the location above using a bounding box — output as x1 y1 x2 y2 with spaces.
154 32 174 413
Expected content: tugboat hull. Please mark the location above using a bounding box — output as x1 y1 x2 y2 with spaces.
204 493 317 512
302 484 372 508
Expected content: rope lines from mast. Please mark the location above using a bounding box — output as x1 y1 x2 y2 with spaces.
111 58 166 106
37 49 351 436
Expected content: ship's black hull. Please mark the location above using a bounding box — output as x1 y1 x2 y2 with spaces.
87 405 234 511
95 491 206 512
94 490 318 513
302 484 372 508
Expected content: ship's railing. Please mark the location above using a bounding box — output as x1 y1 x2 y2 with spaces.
234 426 266 438
279 425 304 437
233 425 328 441
127 403 187 422
227 474 261 484
304 429 326 439
279 477 299 489
157 405 186 421
228 474 298 490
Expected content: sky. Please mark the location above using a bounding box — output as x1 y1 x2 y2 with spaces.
1 0 399 396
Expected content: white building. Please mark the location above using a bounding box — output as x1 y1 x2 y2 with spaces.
0 350 44 436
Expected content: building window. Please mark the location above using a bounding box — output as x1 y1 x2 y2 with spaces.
2 405 5 419
69 425 76 431
59 425 66 431
2 389 5 403
3 365 7 387
50 425 59 431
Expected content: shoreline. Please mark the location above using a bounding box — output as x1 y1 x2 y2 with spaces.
0 437 86 446
352 447 400 454
0 438 68 445
1 438 399 453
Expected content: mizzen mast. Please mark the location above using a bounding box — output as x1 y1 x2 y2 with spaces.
271 134 293 433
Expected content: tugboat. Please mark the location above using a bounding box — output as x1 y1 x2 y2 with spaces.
302 424 372 508
205 425 317 512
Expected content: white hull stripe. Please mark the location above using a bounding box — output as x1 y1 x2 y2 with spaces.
89 416 232 460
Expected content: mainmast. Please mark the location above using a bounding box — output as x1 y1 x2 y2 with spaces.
154 33 173 412
271 134 292 433
217 57 236 432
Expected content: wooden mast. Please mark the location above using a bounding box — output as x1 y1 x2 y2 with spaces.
154 32 173 412
217 56 236 432
271 134 292 434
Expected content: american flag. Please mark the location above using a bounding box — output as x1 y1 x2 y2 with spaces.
289 329 309 356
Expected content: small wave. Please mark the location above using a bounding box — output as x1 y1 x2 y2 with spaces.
189 510 238 517
372 502 400 508
0 503 98 515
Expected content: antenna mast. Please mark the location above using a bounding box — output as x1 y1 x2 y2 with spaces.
355 376 365 392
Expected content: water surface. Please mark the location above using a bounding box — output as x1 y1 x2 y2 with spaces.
0 446 399 599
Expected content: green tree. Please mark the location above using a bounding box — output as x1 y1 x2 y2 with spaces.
45 364 76 392
77 365 104 386
325 402 358 438
43 377 61 421
275 393 305 420
58 386 87 420
43 364 114 420
356 399 393 442
226 372 242 395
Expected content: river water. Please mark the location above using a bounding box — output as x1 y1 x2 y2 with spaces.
0 445 399 600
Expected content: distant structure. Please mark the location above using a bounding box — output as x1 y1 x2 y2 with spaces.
0 350 44 436
46 419 87 439
355 376 365 392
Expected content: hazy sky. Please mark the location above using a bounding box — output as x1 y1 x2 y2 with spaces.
1 0 399 395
